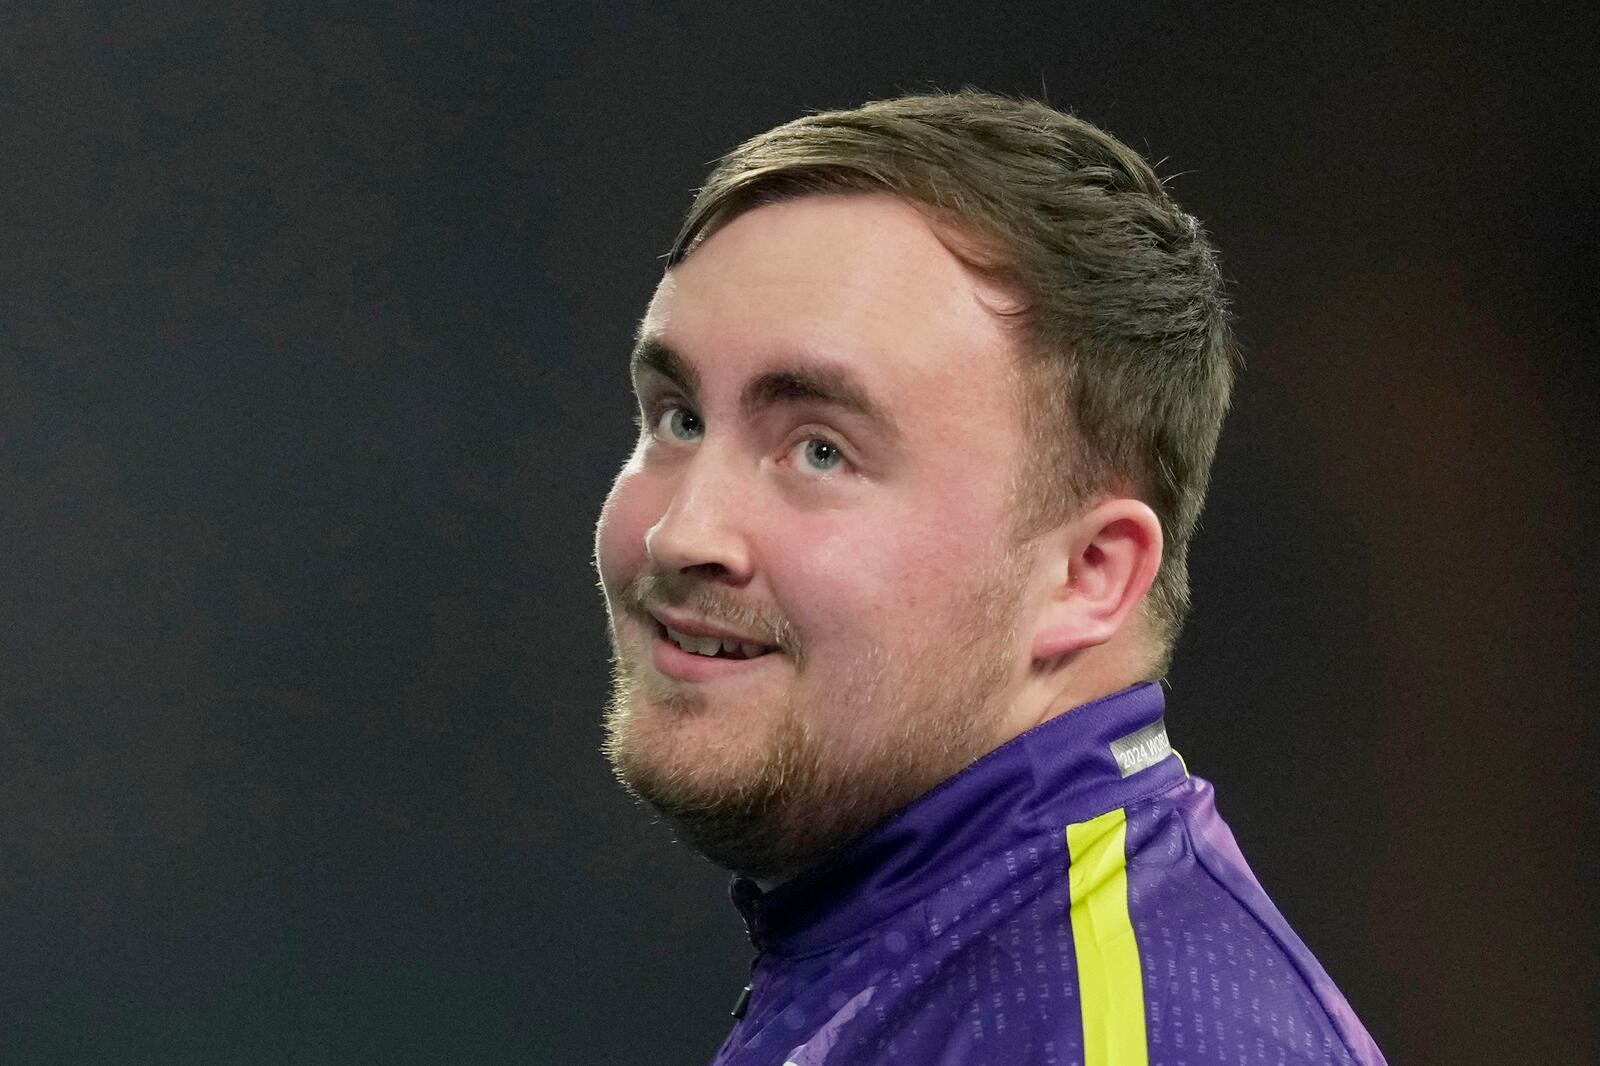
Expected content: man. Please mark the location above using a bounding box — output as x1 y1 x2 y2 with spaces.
594 91 1386 1065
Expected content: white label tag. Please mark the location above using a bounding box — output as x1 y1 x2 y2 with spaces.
1109 718 1172 778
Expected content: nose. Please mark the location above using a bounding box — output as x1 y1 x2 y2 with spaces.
644 453 753 583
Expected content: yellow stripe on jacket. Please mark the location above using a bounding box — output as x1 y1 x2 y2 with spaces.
1067 808 1149 1066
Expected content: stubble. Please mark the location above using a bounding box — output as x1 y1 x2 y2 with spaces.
601 542 1033 880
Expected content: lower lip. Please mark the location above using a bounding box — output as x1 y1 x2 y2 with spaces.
650 623 781 682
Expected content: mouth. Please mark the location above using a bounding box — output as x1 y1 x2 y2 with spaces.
649 618 781 682
657 618 775 659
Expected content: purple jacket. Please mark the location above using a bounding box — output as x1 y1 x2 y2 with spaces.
712 683 1387 1065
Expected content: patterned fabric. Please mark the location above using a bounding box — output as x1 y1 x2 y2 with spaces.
711 683 1386 1066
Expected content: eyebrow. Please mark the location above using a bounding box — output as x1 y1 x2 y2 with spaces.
631 337 700 395
630 337 902 442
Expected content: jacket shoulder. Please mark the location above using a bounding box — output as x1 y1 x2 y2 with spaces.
1124 779 1387 1065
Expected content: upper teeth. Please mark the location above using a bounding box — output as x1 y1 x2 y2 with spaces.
664 625 769 660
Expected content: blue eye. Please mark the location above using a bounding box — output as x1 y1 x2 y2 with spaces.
798 438 844 473
654 405 702 442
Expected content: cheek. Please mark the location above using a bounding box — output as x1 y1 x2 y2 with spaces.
777 512 966 640
771 492 985 633
595 460 659 596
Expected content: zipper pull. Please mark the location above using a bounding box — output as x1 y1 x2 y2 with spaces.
731 947 762 1021
730 982 753 1020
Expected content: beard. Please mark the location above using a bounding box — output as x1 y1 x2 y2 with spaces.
601 544 1033 882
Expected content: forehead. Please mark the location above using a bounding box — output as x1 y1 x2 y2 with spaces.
638 194 1024 411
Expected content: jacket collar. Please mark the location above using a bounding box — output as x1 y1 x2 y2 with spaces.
730 682 1183 956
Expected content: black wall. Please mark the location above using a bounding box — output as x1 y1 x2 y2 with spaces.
3 3 1595 1062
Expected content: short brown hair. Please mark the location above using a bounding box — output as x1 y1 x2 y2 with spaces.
668 90 1237 672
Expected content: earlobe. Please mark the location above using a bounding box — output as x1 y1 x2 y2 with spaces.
1027 499 1163 662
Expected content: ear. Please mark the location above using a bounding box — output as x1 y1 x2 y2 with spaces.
1028 498 1164 662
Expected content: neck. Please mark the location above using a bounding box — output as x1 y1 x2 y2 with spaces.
997 635 1155 746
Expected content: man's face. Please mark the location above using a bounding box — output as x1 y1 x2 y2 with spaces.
594 193 1039 879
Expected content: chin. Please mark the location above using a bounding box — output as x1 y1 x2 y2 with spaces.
604 683 772 794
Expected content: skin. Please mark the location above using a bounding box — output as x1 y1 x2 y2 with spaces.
593 193 1163 880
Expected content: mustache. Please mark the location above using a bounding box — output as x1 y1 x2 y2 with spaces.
620 572 800 656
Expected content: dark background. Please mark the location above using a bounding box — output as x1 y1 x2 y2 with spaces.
3 2 1595 1062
